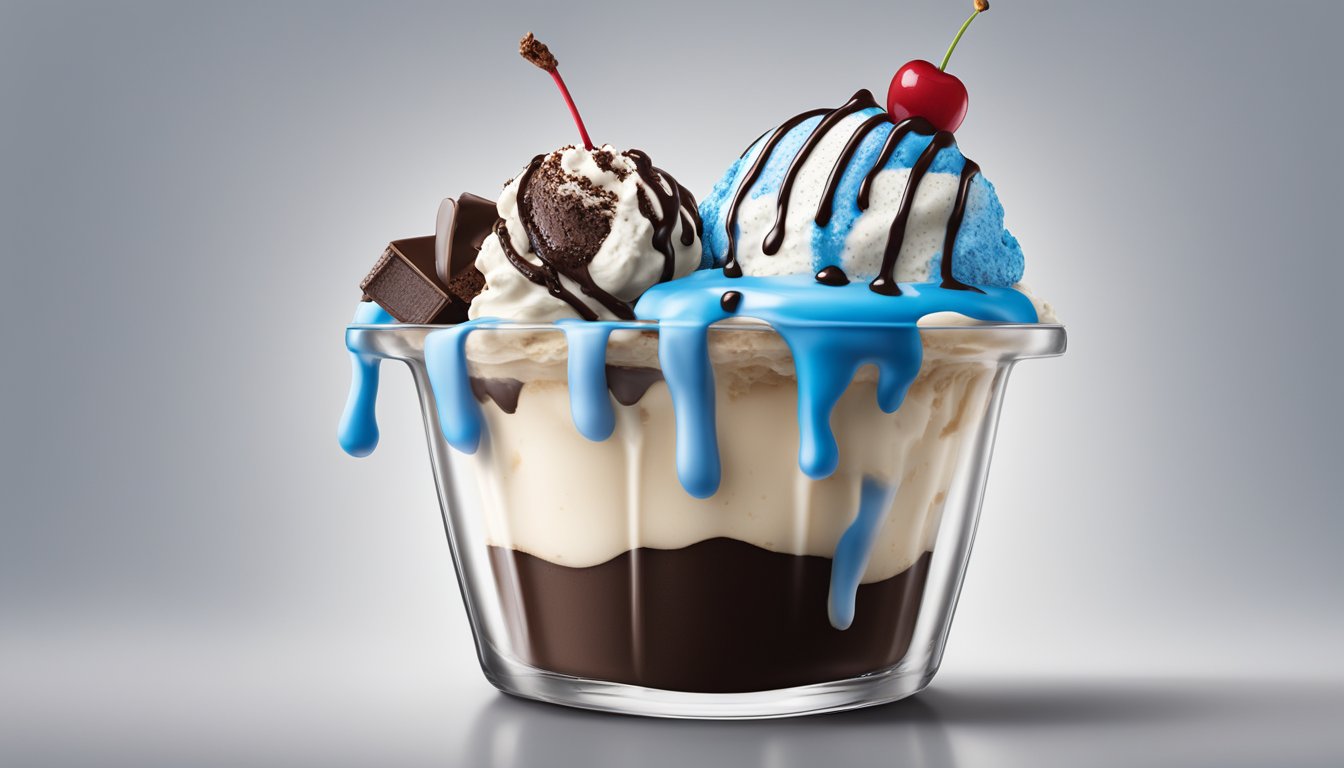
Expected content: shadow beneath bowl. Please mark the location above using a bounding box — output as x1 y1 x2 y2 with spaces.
459 675 1344 768
461 691 954 768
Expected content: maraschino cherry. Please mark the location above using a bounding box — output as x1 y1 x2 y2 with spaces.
886 0 989 133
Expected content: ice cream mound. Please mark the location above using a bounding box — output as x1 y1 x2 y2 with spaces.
698 89 1030 292
468 144 703 322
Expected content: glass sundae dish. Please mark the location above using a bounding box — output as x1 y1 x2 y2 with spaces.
340 19 1064 718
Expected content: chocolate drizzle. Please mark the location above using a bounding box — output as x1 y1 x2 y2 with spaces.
678 186 703 242
720 290 742 312
815 113 888 227
762 91 876 255
870 132 956 297
939 160 985 294
815 265 849 286
721 106 831 277
738 127 773 159
625 149 702 283
496 149 699 320
501 155 631 319
718 92 984 294
856 118 935 210
496 217 598 321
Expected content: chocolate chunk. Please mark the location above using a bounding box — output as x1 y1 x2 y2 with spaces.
360 236 468 324
606 365 663 406
435 193 499 289
447 264 485 306
359 194 498 324
469 377 524 414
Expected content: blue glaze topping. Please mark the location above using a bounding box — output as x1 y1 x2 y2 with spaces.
635 272 1035 489
654 321 721 498
422 322 488 454
337 302 395 457
829 476 895 630
560 321 617 443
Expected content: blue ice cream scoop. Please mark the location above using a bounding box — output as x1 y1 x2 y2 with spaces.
698 89 1024 289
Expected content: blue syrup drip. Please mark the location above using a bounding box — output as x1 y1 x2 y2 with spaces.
656 321 721 498
420 319 644 453
560 321 617 442
337 302 396 457
422 321 490 454
829 476 895 630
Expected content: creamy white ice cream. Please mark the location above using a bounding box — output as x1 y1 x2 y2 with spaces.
470 144 702 322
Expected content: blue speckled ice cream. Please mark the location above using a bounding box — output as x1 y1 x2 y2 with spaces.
699 95 1025 289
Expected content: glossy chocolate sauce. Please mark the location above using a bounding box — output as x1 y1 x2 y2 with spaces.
761 91 873 255
626 149 702 283
815 113 888 227
870 132 956 297
815 265 850 286
719 290 743 312
939 160 985 294
488 539 932 693
722 107 831 277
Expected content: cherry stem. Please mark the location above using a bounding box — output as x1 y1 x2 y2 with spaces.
939 9 981 72
549 69 594 150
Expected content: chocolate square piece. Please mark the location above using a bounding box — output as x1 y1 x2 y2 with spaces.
436 193 499 288
360 236 467 324
358 193 498 324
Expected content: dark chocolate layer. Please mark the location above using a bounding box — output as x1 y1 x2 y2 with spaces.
360 236 463 324
487 538 932 693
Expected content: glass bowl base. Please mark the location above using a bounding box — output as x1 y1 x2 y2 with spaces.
478 646 938 720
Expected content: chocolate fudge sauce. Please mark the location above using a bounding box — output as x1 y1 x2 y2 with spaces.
488 539 932 693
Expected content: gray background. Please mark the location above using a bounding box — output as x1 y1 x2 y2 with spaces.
2 0 1341 765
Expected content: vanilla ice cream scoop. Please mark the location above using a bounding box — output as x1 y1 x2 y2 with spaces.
469 144 704 322
699 89 1025 290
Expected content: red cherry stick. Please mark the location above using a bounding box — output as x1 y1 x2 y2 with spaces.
939 0 990 72
520 33 594 150
548 69 594 151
